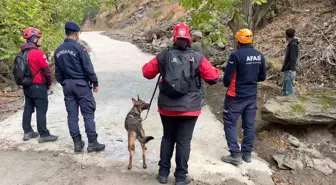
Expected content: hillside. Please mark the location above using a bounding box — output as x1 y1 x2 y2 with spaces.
84 0 336 90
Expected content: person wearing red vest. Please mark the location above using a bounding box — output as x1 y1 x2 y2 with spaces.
142 23 221 185
21 27 58 143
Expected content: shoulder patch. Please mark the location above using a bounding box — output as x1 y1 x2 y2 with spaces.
83 47 87 52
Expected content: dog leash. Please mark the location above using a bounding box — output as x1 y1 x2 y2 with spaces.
142 75 161 121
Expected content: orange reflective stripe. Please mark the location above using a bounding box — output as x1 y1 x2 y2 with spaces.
227 71 237 97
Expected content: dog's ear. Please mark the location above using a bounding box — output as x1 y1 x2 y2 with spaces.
132 98 138 105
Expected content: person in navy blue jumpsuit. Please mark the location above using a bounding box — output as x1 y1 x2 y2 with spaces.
54 21 105 153
221 29 266 166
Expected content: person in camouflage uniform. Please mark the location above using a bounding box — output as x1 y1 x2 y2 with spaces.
191 30 209 107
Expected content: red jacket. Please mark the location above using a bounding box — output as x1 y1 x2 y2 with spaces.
142 53 220 116
20 43 52 88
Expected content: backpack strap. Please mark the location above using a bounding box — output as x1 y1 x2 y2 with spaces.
191 51 203 88
23 48 42 80
189 51 195 78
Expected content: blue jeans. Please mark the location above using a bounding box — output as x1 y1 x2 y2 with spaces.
283 70 296 96
223 95 257 155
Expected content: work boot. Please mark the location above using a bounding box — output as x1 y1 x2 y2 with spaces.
72 135 85 153
175 175 192 185
242 152 252 163
23 131 39 141
157 174 168 184
38 134 58 143
87 134 105 153
221 154 243 166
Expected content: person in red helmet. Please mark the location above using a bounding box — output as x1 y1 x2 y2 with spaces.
142 23 221 185
19 27 58 143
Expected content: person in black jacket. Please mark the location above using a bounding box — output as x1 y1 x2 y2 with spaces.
281 28 299 96
54 21 105 153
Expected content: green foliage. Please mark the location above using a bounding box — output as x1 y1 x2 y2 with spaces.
290 104 305 114
319 95 335 107
252 0 268 5
0 0 99 63
178 0 269 44
298 95 309 102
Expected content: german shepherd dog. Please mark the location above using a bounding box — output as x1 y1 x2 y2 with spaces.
125 95 154 169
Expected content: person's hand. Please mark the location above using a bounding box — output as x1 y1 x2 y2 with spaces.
93 86 99 93
47 88 53 95
217 72 224 82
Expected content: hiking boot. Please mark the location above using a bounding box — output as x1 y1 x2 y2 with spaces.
38 134 58 143
242 152 252 163
23 131 39 141
87 134 105 153
175 175 192 185
221 154 243 166
72 135 85 153
157 175 168 184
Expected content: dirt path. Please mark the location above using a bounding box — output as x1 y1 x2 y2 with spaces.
0 150 159 185
0 32 273 185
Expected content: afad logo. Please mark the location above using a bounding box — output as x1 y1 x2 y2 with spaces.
179 29 186 36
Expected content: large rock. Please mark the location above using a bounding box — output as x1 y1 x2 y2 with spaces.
273 134 336 175
144 29 168 43
261 90 336 125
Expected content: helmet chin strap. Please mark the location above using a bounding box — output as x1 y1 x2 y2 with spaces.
33 38 42 47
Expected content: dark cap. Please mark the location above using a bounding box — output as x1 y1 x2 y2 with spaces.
65 21 80 32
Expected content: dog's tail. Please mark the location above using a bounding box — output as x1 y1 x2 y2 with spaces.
141 136 154 144
136 127 154 144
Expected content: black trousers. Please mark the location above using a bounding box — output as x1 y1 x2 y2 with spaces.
22 84 50 137
62 79 97 138
159 114 198 182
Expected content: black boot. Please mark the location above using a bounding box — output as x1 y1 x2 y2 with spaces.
87 134 105 153
175 175 192 185
23 131 39 141
38 134 58 143
72 135 85 153
242 152 252 163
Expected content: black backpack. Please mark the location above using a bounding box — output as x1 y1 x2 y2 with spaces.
13 49 39 87
159 48 201 98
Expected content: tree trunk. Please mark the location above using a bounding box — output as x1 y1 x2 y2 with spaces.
228 0 252 34
251 0 278 32
228 0 278 34
114 0 120 13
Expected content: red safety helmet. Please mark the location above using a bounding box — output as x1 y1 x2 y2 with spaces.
173 22 192 44
23 27 42 39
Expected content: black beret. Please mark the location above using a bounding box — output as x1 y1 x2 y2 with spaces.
65 21 80 32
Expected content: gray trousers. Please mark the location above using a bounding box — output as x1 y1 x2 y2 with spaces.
62 79 97 137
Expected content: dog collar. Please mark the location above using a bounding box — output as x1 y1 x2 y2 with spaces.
127 115 135 119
